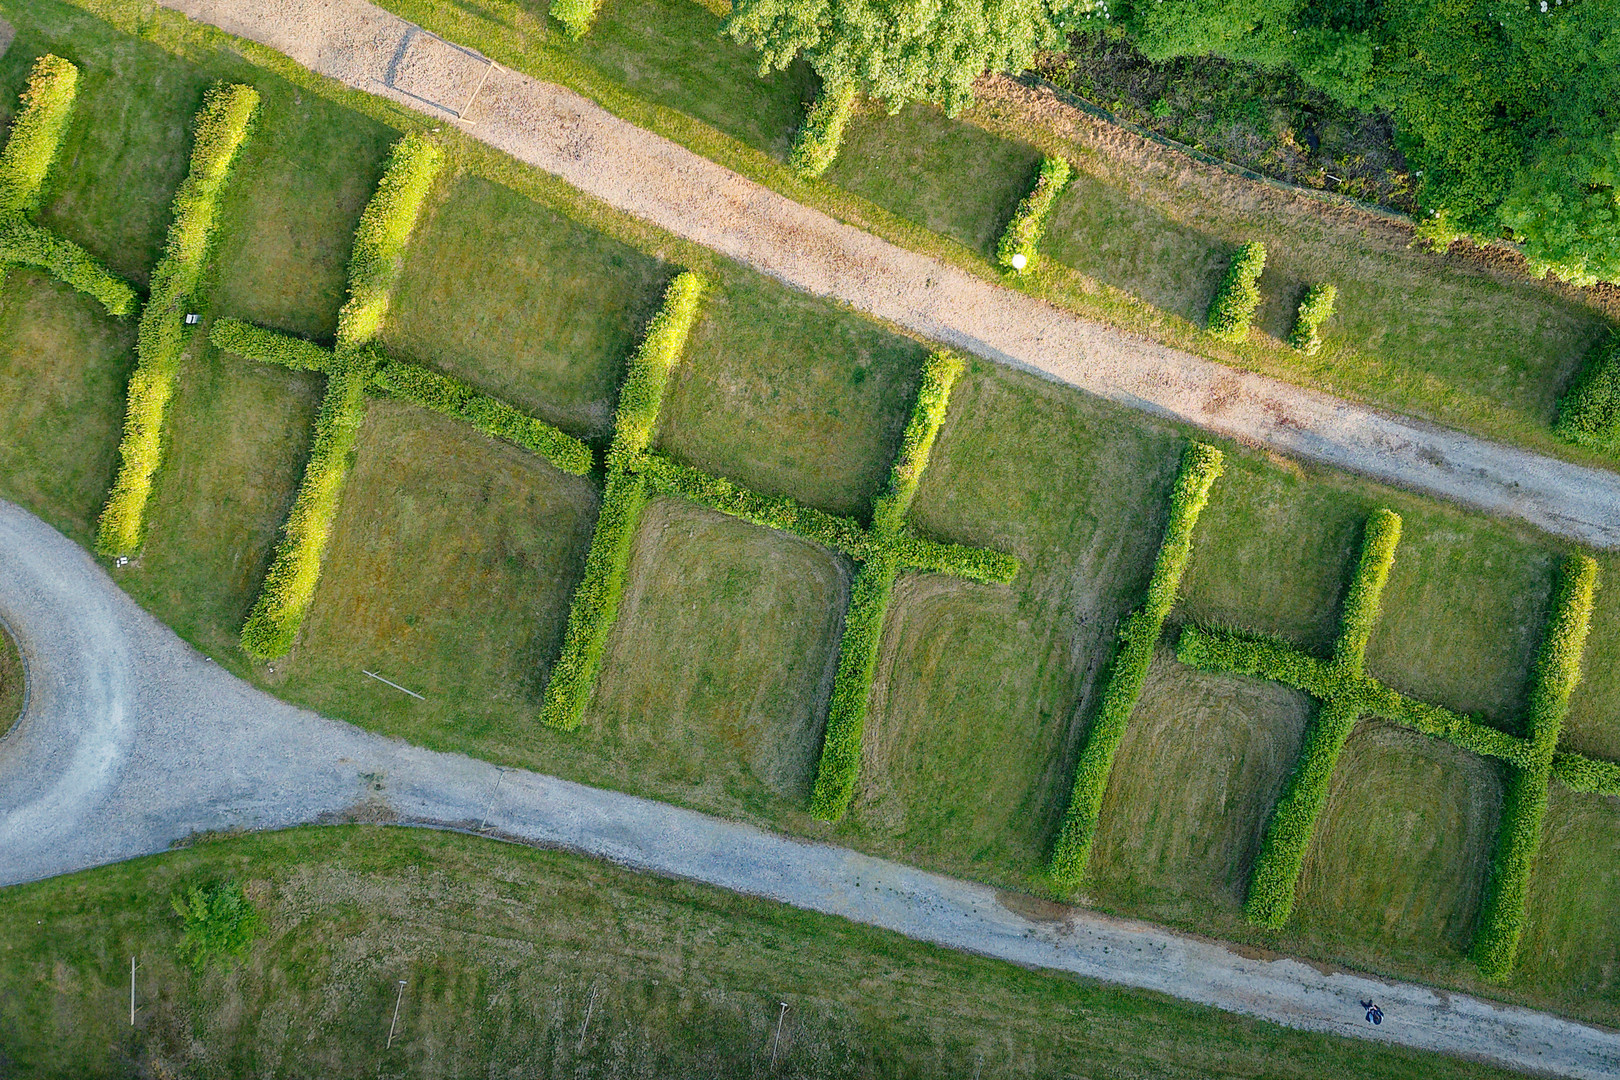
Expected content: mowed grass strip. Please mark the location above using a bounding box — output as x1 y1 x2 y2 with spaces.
0 617 24 734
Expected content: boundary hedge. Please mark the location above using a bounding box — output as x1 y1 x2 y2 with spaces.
789 82 856 180
870 351 963 536
0 222 136 314
1047 442 1224 890
638 453 869 557
997 156 1071 273
890 532 1019 585
0 54 77 220
1471 554 1597 981
1286 283 1337 356
1205 241 1267 343
1554 335 1620 455
334 133 443 351
209 318 334 372
1552 751 1620 796
539 272 707 731
98 83 260 557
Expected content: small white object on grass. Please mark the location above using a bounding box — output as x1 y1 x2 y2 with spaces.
1010 252 1028 271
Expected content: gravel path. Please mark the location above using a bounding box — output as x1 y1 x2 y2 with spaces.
158 0 1620 548
2 499 1619 1076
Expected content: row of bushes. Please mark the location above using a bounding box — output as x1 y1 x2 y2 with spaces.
0 54 76 220
240 136 442 660
1206 241 1267 343
870 351 963 536
1471 554 1597 981
98 84 260 558
789 82 856 180
809 551 898 821
334 133 443 350
549 0 603 40
539 272 707 731
889 531 1019 585
374 359 591 476
209 318 334 371
0 222 136 315
1552 751 1620 796
1047 442 1225 890
637 453 869 557
1287 283 1337 356
997 156 1072 273
1554 335 1620 455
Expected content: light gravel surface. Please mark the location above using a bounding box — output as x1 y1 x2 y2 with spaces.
2 499 1618 1076
160 0 1620 548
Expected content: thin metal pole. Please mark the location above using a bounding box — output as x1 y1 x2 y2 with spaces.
478 770 506 832
459 60 497 122
130 957 135 1026
577 984 598 1052
363 670 426 700
387 980 407 1048
769 1002 788 1066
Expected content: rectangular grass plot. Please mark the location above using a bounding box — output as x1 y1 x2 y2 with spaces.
588 498 848 805
1517 787 1620 1017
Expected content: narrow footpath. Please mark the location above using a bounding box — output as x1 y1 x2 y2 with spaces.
158 0 1620 548
2 500 1617 1076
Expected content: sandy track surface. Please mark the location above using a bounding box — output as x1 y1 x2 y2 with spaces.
155 0 1620 548
1 500 1617 1076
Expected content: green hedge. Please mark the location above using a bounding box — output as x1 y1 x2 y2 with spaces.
1332 508 1400 671
98 84 260 557
374 359 591 475
1206 241 1267 343
611 271 706 468
334 133 443 350
0 54 77 220
637 453 869 557
1286 283 1337 356
890 532 1019 585
997 156 1072 273
870 351 963 536
1472 554 1597 981
1552 751 1620 796
549 0 602 39
809 550 898 821
790 82 856 179
0 222 136 315
1048 442 1224 889
209 318 334 372
1554 335 1620 454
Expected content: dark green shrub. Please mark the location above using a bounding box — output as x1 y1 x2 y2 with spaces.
0 222 136 315
790 82 856 179
1552 751 1620 796
1555 335 1620 454
171 880 263 971
99 84 260 557
374 359 591 475
1205 241 1267 343
997 156 1072 272
1286 282 1337 355
1048 443 1224 890
870 351 963 536
209 318 334 371
1472 554 1597 981
809 551 898 821
0 54 77 220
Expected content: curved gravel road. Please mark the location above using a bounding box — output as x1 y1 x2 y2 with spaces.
154 0 1620 548
2 499 1618 1077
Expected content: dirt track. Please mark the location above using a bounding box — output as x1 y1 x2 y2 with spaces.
155 0 1620 548
1 498 1617 1076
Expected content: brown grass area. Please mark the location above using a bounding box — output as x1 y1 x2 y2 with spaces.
0 618 24 736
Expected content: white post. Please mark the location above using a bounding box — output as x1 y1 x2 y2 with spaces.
770 1002 788 1066
130 957 136 1026
387 980 407 1048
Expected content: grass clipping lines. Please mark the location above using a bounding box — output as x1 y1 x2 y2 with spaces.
98 83 260 558
1047 442 1224 891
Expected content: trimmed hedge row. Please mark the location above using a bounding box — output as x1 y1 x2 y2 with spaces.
0 222 137 315
890 532 1019 585
1047 442 1225 890
1286 282 1337 356
374 359 591 475
549 0 602 40
1333 508 1400 670
1554 335 1620 454
1552 751 1620 796
870 350 964 536
997 156 1072 272
790 82 856 180
1472 554 1597 981
638 453 868 556
612 271 705 468
1206 241 1267 343
334 133 443 350
98 84 260 557
808 551 898 821
0 54 77 219
209 318 334 372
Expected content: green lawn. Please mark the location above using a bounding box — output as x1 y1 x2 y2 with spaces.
0 617 23 736
0 827 1537 1080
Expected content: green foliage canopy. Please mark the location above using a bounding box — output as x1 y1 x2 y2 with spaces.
170 880 264 971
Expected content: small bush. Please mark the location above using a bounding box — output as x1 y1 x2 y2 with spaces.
374 359 591 475
335 133 443 350
612 272 706 467
890 532 1019 585
550 0 602 39
1332 508 1400 671
171 879 263 971
997 156 1072 272
1555 335 1620 454
638 453 869 557
1205 241 1267 343
209 318 334 372
0 222 136 315
809 551 898 821
1048 443 1224 889
1472 554 1597 981
98 84 260 557
790 82 856 179
1552 751 1620 796
870 351 964 536
0 54 77 220
1286 282 1337 355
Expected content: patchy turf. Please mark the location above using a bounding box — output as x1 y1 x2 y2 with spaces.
0 616 24 736
1518 786 1620 1018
